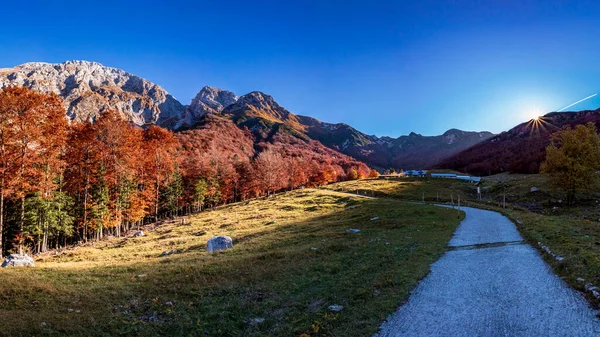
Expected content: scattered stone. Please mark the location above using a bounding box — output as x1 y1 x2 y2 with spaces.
170 249 178 254
246 317 265 325
40 322 47 327
161 251 169 256
133 230 144 237
585 284 595 291
311 247 318 251
137 274 147 278
346 228 361 233
67 308 74 313
194 230 207 236
558 200 563 204
345 205 357 210
266 221 276 225
593 290 600 298
385 242 390 245
75 310 81 313
1 254 34 267
530 187 539 192
206 236 233 253
373 289 381 295
370 216 380 221
328 305 344 312
556 256 564 262
166 301 173 306
577 278 585 282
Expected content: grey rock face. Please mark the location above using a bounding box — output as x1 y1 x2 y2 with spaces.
0 60 186 126
1 254 34 267
175 86 238 129
206 236 233 253
133 231 144 237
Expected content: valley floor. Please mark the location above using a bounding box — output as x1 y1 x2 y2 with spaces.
0 188 462 336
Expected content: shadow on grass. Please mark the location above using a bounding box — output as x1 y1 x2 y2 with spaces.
0 196 462 337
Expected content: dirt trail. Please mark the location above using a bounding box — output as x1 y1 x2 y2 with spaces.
376 206 600 337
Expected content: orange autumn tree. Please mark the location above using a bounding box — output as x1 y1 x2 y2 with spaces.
93 110 143 238
0 87 68 254
64 122 102 241
142 125 179 219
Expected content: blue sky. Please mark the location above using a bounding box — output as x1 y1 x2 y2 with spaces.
1 0 599 136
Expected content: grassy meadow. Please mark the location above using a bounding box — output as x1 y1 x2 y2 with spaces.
327 176 600 308
0 188 463 336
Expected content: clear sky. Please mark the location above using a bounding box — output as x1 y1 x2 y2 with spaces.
1 0 599 136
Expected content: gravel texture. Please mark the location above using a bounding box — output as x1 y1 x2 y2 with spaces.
376 207 600 336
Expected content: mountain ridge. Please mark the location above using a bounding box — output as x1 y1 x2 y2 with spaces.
0 60 493 170
436 108 600 175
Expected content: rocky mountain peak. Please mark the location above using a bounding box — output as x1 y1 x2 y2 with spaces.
171 86 238 130
223 91 293 122
0 60 185 126
196 86 238 111
233 91 278 110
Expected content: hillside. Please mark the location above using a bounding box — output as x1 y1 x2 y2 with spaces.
0 61 185 125
0 60 492 171
437 108 600 176
298 117 493 170
0 189 462 336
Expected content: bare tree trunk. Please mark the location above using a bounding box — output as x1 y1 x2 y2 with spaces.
19 196 25 254
0 185 4 258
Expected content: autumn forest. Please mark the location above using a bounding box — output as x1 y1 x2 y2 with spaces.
0 87 374 257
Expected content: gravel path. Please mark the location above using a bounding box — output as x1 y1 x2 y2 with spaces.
376 206 600 337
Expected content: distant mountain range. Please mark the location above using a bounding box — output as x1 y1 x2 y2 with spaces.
437 109 600 176
0 60 494 170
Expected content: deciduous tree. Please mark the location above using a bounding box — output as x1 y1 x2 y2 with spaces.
541 123 600 204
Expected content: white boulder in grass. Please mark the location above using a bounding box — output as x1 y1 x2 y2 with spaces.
1 254 34 267
207 236 233 253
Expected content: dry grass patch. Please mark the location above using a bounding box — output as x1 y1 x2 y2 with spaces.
0 188 462 336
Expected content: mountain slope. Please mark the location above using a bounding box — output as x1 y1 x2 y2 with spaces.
0 60 492 172
437 109 600 176
297 115 493 169
215 90 493 170
0 61 185 125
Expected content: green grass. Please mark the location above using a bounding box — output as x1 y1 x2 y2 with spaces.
0 188 463 336
327 177 600 309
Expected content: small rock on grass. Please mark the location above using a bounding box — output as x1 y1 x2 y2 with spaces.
311 247 318 251
328 305 343 312
370 216 380 221
346 229 360 233
2 254 34 267
246 317 265 325
133 230 144 237
206 236 233 253
577 278 585 282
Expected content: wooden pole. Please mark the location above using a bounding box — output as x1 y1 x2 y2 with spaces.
457 194 461 219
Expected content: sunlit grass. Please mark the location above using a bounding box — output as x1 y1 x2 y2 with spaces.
0 188 462 336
